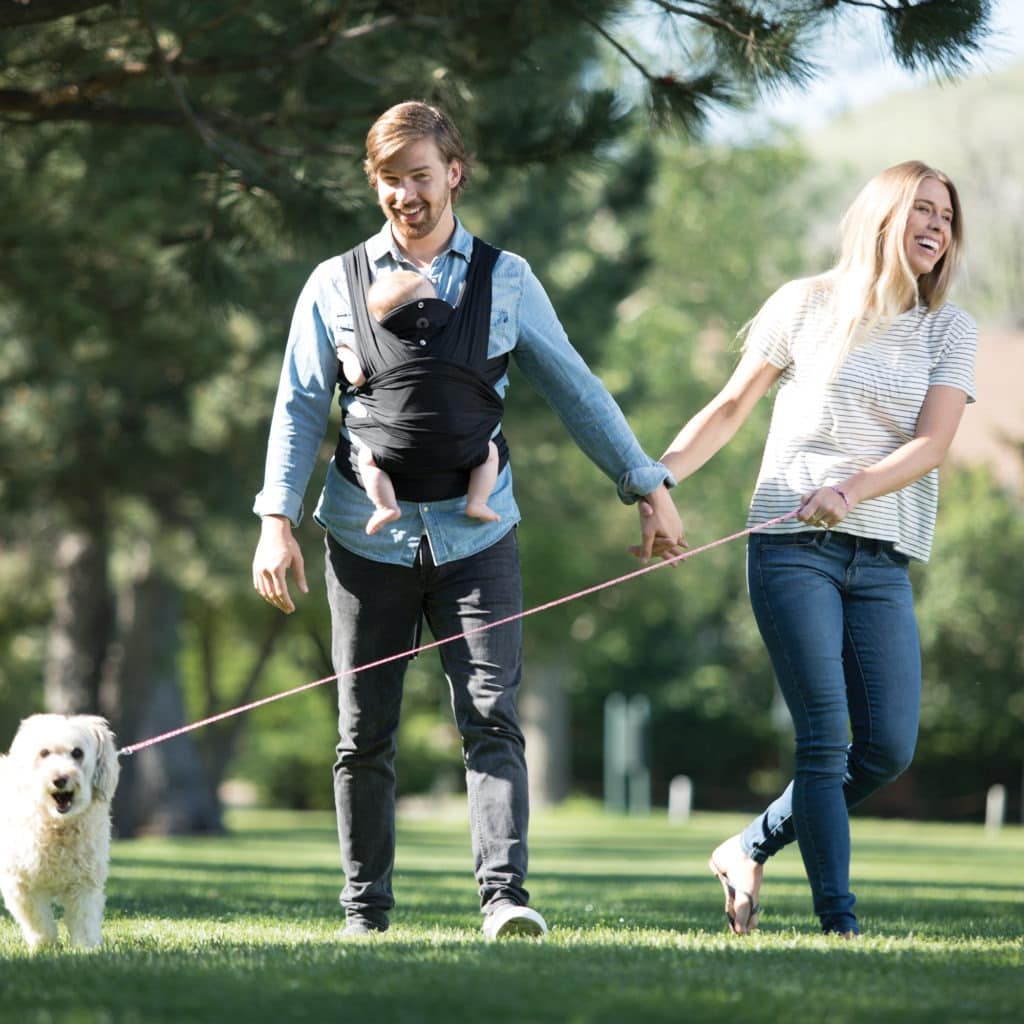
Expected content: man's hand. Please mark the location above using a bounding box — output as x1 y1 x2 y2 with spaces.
629 485 687 562
252 515 308 614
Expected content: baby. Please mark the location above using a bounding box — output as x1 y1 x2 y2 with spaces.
338 270 501 535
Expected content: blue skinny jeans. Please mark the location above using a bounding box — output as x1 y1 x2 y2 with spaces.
741 530 921 934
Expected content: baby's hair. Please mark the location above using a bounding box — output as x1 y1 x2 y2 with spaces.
367 271 436 322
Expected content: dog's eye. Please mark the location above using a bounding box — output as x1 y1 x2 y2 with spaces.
39 748 50 759
71 747 84 761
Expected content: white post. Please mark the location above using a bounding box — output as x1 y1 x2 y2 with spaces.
668 774 693 824
985 784 1006 834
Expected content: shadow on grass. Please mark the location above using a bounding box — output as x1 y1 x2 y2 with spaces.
5 811 1017 1022
2 928 1021 1024
104 852 1023 944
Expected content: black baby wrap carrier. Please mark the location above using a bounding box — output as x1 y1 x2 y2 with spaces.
334 238 510 503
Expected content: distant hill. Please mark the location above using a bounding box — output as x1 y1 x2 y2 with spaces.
803 61 1024 184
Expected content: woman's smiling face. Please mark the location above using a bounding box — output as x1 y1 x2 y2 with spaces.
903 177 953 277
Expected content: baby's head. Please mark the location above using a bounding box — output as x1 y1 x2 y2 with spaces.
367 271 437 322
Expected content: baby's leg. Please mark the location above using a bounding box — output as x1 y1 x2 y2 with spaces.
357 447 401 534
338 345 366 388
465 441 500 523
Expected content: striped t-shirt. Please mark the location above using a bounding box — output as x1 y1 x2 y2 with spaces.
746 278 977 562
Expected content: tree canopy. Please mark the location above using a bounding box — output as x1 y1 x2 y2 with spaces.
0 0 1008 830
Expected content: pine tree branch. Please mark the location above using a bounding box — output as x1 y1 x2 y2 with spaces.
176 0 254 54
0 0 110 29
133 0 353 213
0 89 184 124
646 0 776 44
1 60 151 107
833 1 896 11
0 9 421 127
165 12 407 77
574 5 658 81
136 0 230 162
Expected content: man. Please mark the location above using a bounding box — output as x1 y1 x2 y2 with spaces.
252 101 684 939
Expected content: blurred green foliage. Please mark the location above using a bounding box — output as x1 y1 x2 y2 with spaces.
0 2 1017 824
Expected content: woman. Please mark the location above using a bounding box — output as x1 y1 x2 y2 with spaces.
658 161 976 936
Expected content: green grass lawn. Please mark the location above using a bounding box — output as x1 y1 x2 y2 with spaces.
1 804 1021 1023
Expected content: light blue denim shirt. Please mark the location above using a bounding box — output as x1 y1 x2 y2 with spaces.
253 217 674 566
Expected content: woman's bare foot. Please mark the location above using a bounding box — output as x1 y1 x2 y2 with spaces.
366 507 401 535
708 834 764 935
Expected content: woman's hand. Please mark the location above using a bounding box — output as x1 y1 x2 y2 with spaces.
797 485 852 530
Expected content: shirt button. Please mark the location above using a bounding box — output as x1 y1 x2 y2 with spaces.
422 505 429 512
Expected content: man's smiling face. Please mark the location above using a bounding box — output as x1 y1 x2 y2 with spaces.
375 137 462 247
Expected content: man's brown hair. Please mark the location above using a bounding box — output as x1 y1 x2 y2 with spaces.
364 101 470 201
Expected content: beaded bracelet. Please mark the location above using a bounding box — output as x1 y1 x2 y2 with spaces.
831 485 851 511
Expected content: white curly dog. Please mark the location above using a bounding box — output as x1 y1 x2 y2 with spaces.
0 714 120 950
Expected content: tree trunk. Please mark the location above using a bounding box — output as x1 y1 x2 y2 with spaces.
521 660 570 808
101 545 222 837
44 511 114 714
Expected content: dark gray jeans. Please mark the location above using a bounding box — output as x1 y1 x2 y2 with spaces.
324 529 530 925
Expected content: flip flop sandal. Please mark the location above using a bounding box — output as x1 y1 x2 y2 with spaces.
708 858 761 935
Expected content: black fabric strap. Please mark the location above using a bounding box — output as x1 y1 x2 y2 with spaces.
334 238 510 502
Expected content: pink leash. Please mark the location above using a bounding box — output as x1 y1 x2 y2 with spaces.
118 511 798 757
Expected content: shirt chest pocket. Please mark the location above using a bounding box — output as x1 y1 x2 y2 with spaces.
488 305 515 357
333 311 355 349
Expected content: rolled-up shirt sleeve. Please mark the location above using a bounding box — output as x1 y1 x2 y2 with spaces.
253 267 340 526
512 264 674 503
929 306 977 403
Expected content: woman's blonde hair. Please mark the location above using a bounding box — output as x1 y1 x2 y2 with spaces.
364 101 470 202
745 160 965 372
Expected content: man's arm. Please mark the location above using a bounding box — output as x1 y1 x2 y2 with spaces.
510 262 684 557
252 266 341 611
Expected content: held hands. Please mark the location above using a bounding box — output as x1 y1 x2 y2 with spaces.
252 515 308 614
797 484 853 529
629 486 687 563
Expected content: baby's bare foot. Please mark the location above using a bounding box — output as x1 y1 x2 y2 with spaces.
366 507 401 535
465 502 500 523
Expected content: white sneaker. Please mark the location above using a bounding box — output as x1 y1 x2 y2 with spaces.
482 904 548 940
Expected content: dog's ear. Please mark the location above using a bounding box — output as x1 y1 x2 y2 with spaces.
8 714 44 758
86 717 121 803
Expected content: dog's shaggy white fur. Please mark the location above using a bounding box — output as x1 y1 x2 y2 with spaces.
0 714 120 950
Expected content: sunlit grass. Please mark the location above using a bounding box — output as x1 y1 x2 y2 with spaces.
1 805 1021 1023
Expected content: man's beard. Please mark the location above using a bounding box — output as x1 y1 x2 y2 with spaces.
383 186 450 241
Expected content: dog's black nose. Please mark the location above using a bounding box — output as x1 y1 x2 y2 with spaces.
53 776 69 790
